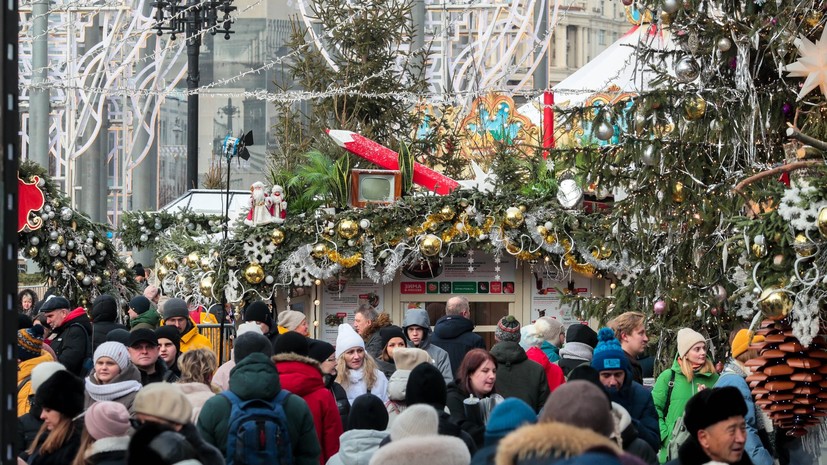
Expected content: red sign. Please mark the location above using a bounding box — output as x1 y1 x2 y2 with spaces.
401 282 426 294
18 175 45 232
490 282 502 293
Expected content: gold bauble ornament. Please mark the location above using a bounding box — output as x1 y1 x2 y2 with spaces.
162 255 177 268
518 205 527 213
794 233 816 258
672 182 686 203
117 268 127 278
187 252 200 269
28 247 38 257
244 263 265 284
758 286 793 320
751 243 767 258
102 269 110 278
199 257 212 271
536 225 548 237
75 271 85 280
200 275 215 298
817 207 827 239
156 265 168 280
440 205 456 221
176 274 187 285
312 243 328 259
93 276 102 285
684 96 707 120
56 235 64 245
270 228 285 245
504 207 524 228
337 220 359 239
405 227 413 237
54 261 64 271
95 241 105 251
420 234 442 257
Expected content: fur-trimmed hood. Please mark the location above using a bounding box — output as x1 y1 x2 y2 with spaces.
272 352 326 397
272 352 323 374
362 312 392 342
495 422 621 465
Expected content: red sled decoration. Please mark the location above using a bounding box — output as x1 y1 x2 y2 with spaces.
18 175 46 232
326 129 460 195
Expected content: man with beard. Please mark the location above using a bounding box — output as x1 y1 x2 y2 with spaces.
162 298 213 353
243 181 275 226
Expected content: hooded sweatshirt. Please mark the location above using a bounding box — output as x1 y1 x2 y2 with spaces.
324 429 387 465
402 310 453 383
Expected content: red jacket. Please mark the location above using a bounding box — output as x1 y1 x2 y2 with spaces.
527 346 565 392
274 353 343 464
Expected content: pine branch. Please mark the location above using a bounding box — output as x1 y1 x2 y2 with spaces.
733 160 825 194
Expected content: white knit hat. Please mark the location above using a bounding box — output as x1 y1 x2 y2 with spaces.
369 436 470 465
677 328 706 357
94 341 131 371
30 361 67 392
277 310 306 331
390 404 439 441
237 321 264 336
335 323 365 359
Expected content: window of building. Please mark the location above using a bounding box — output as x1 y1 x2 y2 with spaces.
599 29 606 45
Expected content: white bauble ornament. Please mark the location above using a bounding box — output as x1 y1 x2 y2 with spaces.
557 179 584 209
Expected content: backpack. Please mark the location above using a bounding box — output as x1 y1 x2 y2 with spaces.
220 389 294 465
667 413 691 460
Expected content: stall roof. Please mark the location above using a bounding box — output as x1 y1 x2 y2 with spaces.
161 189 250 219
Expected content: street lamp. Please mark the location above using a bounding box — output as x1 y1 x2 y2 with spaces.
151 0 237 190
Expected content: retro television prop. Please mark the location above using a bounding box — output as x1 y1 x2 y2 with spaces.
350 169 402 207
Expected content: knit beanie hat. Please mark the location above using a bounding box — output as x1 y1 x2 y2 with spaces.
17 325 44 361
144 285 161 301
566 323 599 348
39 295 71 313
307 339 335 364
380 325 405 349
683 387 747 436
133 382 193 425
731 329 765 359
495 315 521 343
392 348 432 371
237 321 264 336
94 341 131 371
129 295 151 315
347 393 389 431
244 301 272 324
389 404 439 441
91 294 119 322
406 362 447 408
677 328 706 357
541 380 614 437
591 327 630 372
85 400 130 440
234 332 273 362
35 370 85 418
369 436 470 465
535 316 564 342
162 298 189 319
30 361 66 392
335 323 365 359
155 325 181 353
106 328 131 345
18 313 33 330
277 310 306 331
484 397 537 446
274 331 309 356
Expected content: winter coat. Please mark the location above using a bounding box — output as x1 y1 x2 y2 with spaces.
129 306 161 330
84 363 143 412
402 310 454 383
212 359 234 391
384 369 412 426
430 315 486 376
50 307 93 376
607 364 660 453
446 381 492 448
364 332 385 361
613 402 658 465
90 298 127 350
664 436 754 465
526 346 565 392
490 341 550 412
324 429 387 465
138 357 179 385
17 352 54 416
495 421 623 465
84 436 129 465
16 410 42 453
91 321 128 351
167 317 214 353
275 353 344 465
540 340 561 363
196 352 321 465
375 357 396 380
324 373 350 429
21 418 83 465
177 382 216 423
342 367 388 405
652 358 719 462
557 342 593 376
628 352 644 385
714 361 773 465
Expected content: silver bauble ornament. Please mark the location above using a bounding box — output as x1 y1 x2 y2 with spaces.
717 37 732 52
48 243 61 257
82 276 93 286
49 231 58 240
641 144 658 166
662 0 681 13
595 121 615 141
60 207 73 221
29 236 40 246
675 56 700 83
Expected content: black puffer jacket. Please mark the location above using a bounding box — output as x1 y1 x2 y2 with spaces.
138 358 179 385
20 418 83 465
90 295 127 350
16 408 43 453
324 372 351 429
51 308 93 376
430 315 486 376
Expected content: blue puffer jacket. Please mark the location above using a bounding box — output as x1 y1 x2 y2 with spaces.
714 361 773 465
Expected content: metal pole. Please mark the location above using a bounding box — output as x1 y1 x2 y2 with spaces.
186 0 201 191
76 16 106 222
533 0 548 90
1 0 20 458
29 0 50 168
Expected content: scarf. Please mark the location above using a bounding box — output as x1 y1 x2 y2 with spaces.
559 342 593 362
85 377 142 401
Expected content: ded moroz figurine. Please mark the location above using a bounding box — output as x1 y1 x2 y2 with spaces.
244 181 276 226
269 185 287 224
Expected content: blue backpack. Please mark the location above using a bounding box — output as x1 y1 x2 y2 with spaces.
220 389 293 465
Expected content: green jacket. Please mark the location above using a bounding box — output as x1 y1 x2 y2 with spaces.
130 306 161 330
651 358 719 462
196 353 321 465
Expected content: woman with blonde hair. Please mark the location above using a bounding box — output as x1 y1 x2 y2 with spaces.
651 327 719 462
19 371 85 465
335 324 389 405
176 348 218 422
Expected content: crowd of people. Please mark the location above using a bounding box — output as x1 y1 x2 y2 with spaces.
14 288 817 465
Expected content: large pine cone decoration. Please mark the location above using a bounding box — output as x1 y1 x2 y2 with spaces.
746 319 827 437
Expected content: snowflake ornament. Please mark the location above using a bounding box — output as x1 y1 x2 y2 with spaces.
785 26 827 100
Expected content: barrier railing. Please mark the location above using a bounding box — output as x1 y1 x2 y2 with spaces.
197 323 235 364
